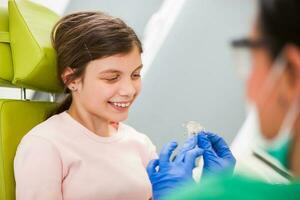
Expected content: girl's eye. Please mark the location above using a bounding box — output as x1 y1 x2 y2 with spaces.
103 75 120 82
132 73 141 79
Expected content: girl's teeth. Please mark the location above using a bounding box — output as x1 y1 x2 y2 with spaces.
112 102 130 108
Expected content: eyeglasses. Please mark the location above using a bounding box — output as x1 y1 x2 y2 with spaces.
231 38 268 49
230 37 269 80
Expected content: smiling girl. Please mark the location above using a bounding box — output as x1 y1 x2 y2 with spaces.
14 11 157 200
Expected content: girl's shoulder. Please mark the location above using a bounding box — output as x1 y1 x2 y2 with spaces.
22 112 70 143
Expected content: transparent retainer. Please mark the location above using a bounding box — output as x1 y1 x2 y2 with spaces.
182 121 205 137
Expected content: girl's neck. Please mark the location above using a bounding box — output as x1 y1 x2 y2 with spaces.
68 103 116 137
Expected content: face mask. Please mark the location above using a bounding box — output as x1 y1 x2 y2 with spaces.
246 103 294 168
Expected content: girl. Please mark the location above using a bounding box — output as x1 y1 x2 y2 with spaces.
14 11 156 200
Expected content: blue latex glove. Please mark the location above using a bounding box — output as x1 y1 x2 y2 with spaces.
147 136 203 200
197 131 236 177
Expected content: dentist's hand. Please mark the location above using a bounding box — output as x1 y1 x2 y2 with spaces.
197 132 236 177
147 136 203 200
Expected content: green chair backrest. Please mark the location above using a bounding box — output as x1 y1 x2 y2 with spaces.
0 1 62 199
0 100 57 200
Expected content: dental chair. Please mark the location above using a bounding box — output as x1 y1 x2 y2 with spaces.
0 1 62 199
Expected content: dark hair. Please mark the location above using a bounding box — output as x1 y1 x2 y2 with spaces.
258 0 300 58
51 11 143 114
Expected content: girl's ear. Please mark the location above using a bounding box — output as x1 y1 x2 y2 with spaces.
61 67 74 85
61 67 80 91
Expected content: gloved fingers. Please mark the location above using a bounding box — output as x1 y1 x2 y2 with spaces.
146 159 159 176
197 133 217 158
205 132 228 150
184 147 204 168
174 136 197 163
205 132 234 159
178 136 197 154
159 141 178 163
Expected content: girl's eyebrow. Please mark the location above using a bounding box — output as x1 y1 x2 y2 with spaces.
133 64 143 71
99 70 120 74
99 64 143 74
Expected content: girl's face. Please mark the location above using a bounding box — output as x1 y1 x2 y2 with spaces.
70 45 142 123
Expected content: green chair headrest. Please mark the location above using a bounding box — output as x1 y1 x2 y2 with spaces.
8 0 63 93
0 8 14 87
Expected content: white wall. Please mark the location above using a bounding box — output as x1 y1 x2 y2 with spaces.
0 0 7 7
126 0 256 149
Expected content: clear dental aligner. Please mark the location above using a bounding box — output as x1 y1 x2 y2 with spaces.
183 121 205 137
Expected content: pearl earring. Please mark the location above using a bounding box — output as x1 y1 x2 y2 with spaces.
70 86 77 91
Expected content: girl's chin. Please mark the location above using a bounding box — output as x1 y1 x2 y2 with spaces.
108 113 128 123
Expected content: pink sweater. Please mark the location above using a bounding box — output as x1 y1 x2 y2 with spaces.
14 112 157 200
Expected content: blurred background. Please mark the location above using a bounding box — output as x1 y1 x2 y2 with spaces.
0 0 256 150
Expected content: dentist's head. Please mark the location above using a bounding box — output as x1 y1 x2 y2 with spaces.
232 0 300 172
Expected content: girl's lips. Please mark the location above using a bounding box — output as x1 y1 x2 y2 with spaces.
109 101 131 104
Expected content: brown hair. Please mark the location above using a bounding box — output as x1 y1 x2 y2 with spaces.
51 11 143 114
